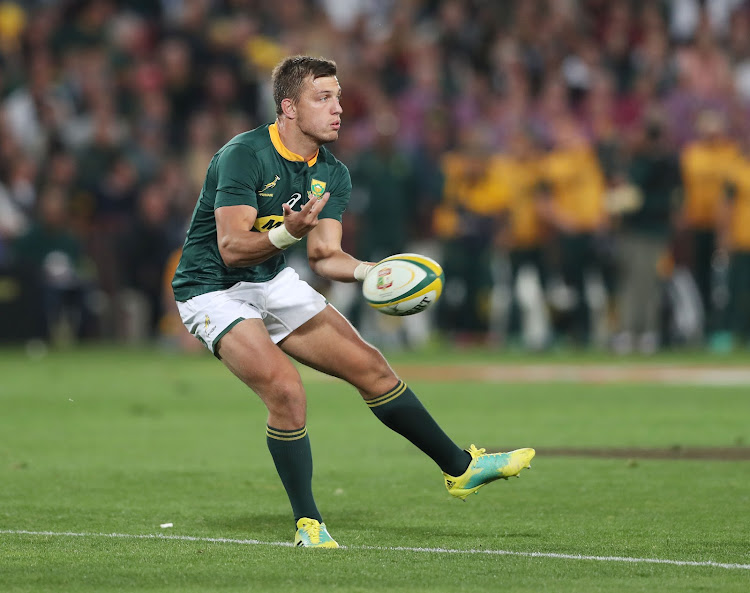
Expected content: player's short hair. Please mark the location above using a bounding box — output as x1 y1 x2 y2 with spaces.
272 55 337 116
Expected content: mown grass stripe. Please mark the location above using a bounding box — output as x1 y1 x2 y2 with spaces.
2 529 748 571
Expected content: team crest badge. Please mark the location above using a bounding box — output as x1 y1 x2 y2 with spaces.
309 179 326 199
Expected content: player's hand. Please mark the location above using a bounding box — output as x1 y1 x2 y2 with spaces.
282 192 330 238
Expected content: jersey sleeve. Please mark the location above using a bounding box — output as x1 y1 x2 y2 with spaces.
214 143 262 209
319 162 352 222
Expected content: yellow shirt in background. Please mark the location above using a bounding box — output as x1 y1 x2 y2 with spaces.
726 154 750 250
490 155 545 248
541 147 605 232
434 152 508 238
680 140 738 229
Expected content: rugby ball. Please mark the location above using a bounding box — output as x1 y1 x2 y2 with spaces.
362 253 444 316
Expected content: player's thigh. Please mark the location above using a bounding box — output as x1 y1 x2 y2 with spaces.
279 305 397 397
217 318 306 411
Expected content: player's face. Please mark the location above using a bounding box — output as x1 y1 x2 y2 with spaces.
295 75 342 145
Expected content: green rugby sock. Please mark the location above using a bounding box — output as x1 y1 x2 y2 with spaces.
266 425 322 524
366 381 471 476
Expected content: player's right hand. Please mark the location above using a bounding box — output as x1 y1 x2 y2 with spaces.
283 192 330 238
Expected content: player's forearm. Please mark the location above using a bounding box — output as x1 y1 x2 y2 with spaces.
218 231 282 268
308 247 361 282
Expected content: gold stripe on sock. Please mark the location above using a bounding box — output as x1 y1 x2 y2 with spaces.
366 380 407 408
266 426 308 441
266 426 307 438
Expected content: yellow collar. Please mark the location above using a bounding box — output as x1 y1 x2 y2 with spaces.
269 122 318 167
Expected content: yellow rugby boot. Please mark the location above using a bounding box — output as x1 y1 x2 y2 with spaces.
444 445 535 500
294 518 339 548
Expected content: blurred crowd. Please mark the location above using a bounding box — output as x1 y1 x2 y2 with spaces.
1 0 750 353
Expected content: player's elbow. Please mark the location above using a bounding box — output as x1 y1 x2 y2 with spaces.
307 243 338 274
218 238 241 268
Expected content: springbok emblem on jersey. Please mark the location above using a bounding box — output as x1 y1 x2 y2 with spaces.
260 175 280 192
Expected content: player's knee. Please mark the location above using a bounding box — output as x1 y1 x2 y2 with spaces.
350 347 396 393
264 376 306 421
371 355 395 384
267 377 305 406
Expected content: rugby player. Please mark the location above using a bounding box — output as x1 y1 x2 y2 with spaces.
172 55 535 548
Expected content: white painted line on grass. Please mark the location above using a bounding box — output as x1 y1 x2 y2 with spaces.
2 529 749 571
0 529 294 547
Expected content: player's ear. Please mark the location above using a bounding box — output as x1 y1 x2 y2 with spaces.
281 97 296 119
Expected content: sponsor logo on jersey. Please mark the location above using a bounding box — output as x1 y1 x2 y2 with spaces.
309 179 326 199
254 215 284 232
253 193 303 232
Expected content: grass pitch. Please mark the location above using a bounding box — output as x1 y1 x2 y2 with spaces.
1 346 748 592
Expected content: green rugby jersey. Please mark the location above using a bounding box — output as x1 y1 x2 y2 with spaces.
172 123 352 301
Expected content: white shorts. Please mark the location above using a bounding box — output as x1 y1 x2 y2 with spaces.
176 267 327 353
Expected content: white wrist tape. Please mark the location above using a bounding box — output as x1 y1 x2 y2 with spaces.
268 224 302 250
353 262 375 281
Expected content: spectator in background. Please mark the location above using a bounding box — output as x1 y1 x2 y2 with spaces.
3 0 750 352
119 181 176 338
612 110 681 354
338 112 419 348
72 97 127 193
433 125 507 343
12 187 93 343
0 182 28 265
674 10 735 100
538 116 609 347
718 140 750 350
410 111 451 241
349 116 416 266
44 149 88 239
0 139 37 264
85 155 139 336
678 109 738 345
3 49 64 161
668 0 743 44
183 111 221 197
159 156 197 233
395 37 445 151
728 6 750 103
634 5 679 100
585 72 628 184
159 36 204 147
494 127 550 350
